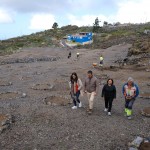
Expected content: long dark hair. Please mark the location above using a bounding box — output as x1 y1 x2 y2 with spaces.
107 78 114 85
70 72 78 83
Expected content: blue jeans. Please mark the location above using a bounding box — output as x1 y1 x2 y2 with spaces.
71 91 80 106
125 98 135 109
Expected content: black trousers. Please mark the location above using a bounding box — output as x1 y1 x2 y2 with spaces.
105 97 114 112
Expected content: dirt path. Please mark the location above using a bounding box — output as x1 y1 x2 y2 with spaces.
0 44 149 150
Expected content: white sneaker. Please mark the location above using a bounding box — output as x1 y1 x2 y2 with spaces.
108 112 111 116
72 106 77 109
104 108 108 112
79 102 82 108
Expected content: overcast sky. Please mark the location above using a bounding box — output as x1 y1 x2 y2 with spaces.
0 0 150 39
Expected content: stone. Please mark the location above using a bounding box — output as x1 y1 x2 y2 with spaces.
0 81 12 86
139 93 150 99
0 114 14 134
0 56 60 65
31 83 54 90
0 125 9 133
44 95 69 106
139 142 150 150
147 83 150 86
22 93 27 98
141 107 150 117
129 136 144 148
129 148 138 150
145 69 149 72
0 92 20 100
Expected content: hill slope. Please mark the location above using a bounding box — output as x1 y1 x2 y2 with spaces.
0 23 150 55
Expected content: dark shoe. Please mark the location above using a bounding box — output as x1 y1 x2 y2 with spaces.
88 109 92 115
86 108 90 112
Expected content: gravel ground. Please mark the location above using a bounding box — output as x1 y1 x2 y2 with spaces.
0 44 150 150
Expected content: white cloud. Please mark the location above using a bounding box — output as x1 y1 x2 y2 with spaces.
67 14 107 26
115 0 150 23
29 13 56 30
68 0 150 26
0 8 13 23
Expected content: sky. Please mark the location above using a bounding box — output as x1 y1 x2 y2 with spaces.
0 0 150 39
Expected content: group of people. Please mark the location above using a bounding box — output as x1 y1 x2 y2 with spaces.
68 51 80 59
69 70 139 120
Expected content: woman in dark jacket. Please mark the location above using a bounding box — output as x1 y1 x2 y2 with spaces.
101 79 116 116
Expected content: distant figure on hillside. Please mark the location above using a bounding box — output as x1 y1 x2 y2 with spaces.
77 52 80 59
122 77 139 120
101 78 116 116
68 51 71 59
83 70 99 115
69 72 83 109
99 55 104 67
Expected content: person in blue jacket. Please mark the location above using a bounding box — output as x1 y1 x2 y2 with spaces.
122 77 139 119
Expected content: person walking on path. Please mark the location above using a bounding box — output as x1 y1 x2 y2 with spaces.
83 70 99 115
99 55 104 67
122 77 139 119
101 79 116 116
68 51 71 59
69 72 83 109
77 52 80 59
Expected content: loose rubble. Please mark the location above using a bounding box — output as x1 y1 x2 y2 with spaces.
0 56 60 65
0 44 149 149
31 83 54 90
141 107 150 117
44 95 70 106
129 136 150 150
0 114 14 134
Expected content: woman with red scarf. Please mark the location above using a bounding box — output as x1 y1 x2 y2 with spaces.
70 72 83 109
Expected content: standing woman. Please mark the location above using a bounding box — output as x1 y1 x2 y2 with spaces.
70 72 83 109
101 79 116 116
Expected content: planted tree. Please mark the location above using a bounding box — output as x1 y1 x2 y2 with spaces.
103 21 108 26
52 22 58 30
114 22 121 26
93 17 100 33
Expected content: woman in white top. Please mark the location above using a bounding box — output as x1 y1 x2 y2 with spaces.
122 77 139 119
70 72 83 109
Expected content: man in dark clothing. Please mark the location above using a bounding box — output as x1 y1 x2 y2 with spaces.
101 79 116 116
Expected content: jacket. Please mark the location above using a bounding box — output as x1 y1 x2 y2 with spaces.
122 83 139 99
101 84 116 99
83 76 99 93
70 78 83 94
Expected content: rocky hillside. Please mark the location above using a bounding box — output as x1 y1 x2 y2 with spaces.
128 35 150 56
0 23 150 55
77 23 150 50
